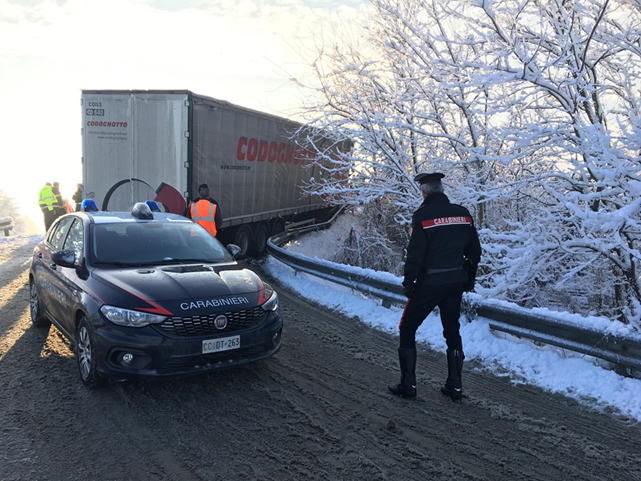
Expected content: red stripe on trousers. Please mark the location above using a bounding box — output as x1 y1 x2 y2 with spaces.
398 299 410 330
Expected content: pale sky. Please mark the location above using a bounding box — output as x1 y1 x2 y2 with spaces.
0 0 368 231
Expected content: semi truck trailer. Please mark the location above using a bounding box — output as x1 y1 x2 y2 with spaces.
81 90 344 257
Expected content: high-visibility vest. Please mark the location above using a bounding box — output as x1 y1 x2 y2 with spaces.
190 199 218 237
38 186 55 212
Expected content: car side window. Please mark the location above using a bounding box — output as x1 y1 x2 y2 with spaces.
46 222 59 244
49 217 74 251
63 219 84 263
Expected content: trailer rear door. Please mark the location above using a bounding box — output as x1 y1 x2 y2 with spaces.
82 91 189 213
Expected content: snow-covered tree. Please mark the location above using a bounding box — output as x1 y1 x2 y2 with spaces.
0 190 23 235
298 0 641 324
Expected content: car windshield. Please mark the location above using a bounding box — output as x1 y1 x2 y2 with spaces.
90 221 234 266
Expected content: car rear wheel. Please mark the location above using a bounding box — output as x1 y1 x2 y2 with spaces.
29 279 50 327
77 318 104 389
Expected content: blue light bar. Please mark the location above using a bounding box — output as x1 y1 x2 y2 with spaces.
81 199 99 212
145 200 161 212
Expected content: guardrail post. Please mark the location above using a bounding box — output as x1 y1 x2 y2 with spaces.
0 218 13 237
615 365 631 377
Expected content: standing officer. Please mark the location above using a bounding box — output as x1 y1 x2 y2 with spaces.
72 183 84 212
388 173 481 402
184 183 222 237
51 182 65 220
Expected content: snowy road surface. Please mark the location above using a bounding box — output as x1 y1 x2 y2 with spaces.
1 238 641 480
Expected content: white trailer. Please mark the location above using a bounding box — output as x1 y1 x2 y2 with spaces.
81 90 344 256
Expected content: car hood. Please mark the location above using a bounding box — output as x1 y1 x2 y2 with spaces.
92 264 270 316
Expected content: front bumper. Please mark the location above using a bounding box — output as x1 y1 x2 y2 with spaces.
91 311 283 380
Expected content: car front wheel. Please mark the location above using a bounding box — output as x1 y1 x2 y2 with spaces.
77 318 104 388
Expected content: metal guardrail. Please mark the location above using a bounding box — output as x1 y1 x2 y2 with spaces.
0 217 13 237
267 215 641 374
475 303 641 373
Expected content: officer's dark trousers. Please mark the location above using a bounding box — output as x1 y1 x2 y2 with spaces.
399 283 465 351
42 210 56 232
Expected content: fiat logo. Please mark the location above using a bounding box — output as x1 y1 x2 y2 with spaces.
214 315 228 330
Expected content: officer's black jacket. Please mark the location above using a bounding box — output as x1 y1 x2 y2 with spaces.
72 189 83 211
403 192 482 287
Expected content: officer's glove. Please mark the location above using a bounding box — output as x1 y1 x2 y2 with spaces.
463 259 477 292
402 280 416 299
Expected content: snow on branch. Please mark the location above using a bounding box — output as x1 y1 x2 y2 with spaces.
295 0 641 325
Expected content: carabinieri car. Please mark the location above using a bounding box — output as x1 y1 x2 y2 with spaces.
29 202 282 387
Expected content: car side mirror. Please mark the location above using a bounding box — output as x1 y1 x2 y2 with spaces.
227 244 241 258
51 250 76 269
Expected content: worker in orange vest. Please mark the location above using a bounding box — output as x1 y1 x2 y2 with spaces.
63 199 74 214
184 183 222 237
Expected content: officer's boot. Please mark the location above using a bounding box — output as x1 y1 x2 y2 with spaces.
441 349 463 402
388 348 417 399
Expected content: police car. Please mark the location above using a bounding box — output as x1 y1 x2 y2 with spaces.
29 200 282 387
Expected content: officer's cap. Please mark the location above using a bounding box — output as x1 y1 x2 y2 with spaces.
413 172 445 185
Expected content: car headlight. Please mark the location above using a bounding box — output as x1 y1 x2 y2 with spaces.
261 291 279 312
100 305 167 327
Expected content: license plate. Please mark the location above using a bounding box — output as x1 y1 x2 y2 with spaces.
202 336 241 354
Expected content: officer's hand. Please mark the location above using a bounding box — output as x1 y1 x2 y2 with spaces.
463 260 477 293
403 282 415 299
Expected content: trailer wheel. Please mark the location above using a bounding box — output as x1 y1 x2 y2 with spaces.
252 223 269 256
234 225 253 259
271 218 286 236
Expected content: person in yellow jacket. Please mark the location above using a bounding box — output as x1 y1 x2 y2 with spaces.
38 183 57 232
184 183 222 237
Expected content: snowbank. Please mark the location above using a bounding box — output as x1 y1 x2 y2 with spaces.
284 212 359 258
0 234 43 246
470 294 641 340
0 235 43 277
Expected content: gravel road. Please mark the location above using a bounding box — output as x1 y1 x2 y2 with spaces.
1 238 640 481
